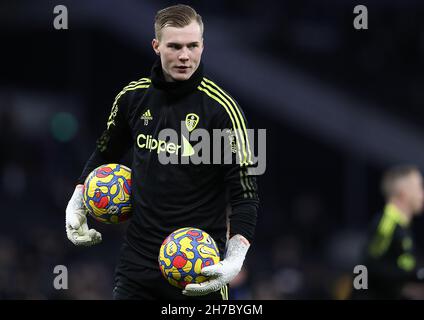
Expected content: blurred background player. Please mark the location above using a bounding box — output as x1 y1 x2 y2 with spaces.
351 165 424 299
64 4 259 300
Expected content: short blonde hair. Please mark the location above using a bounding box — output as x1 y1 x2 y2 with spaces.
154 4 203 41
381 165 419 200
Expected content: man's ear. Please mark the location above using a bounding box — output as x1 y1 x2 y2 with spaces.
152 39 160 55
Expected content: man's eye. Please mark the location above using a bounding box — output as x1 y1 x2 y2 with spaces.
188 44 198 48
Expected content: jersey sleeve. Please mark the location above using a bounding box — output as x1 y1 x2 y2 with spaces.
76 86 134 185
214 96 260 243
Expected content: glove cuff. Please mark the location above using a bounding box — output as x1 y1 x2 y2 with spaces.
225 234 250 266
67 184 85 213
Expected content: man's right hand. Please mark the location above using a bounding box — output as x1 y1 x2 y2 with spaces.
65 184 102 246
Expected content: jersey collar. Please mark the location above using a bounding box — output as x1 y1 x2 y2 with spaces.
150 58 204 98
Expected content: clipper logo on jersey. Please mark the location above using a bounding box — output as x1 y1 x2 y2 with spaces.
137 134 183 155
141 109 153 125
185 113 199 132
136 132 195 157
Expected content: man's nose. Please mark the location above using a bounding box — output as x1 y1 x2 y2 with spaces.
178 47 189 61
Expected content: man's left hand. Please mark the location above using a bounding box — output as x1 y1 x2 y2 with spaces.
182 234 250 296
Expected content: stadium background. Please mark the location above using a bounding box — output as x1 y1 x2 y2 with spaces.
2 0 424 299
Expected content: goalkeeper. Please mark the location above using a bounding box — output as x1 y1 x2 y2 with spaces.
65 4 259 300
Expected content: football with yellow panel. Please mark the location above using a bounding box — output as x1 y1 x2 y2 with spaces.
83 163 132 224
159 227 220 289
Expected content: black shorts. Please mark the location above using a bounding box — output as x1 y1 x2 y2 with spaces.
113 241 228 300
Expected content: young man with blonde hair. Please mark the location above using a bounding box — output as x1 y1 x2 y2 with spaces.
65 4 259 300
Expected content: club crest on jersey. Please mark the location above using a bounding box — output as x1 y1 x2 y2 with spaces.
141 109 153 125
185 113 199 132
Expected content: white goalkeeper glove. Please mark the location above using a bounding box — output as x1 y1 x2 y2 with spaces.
65 184 102 246
182 234 250 296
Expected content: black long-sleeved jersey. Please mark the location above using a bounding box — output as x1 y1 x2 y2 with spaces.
77 59 259 270
353 204 422 299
